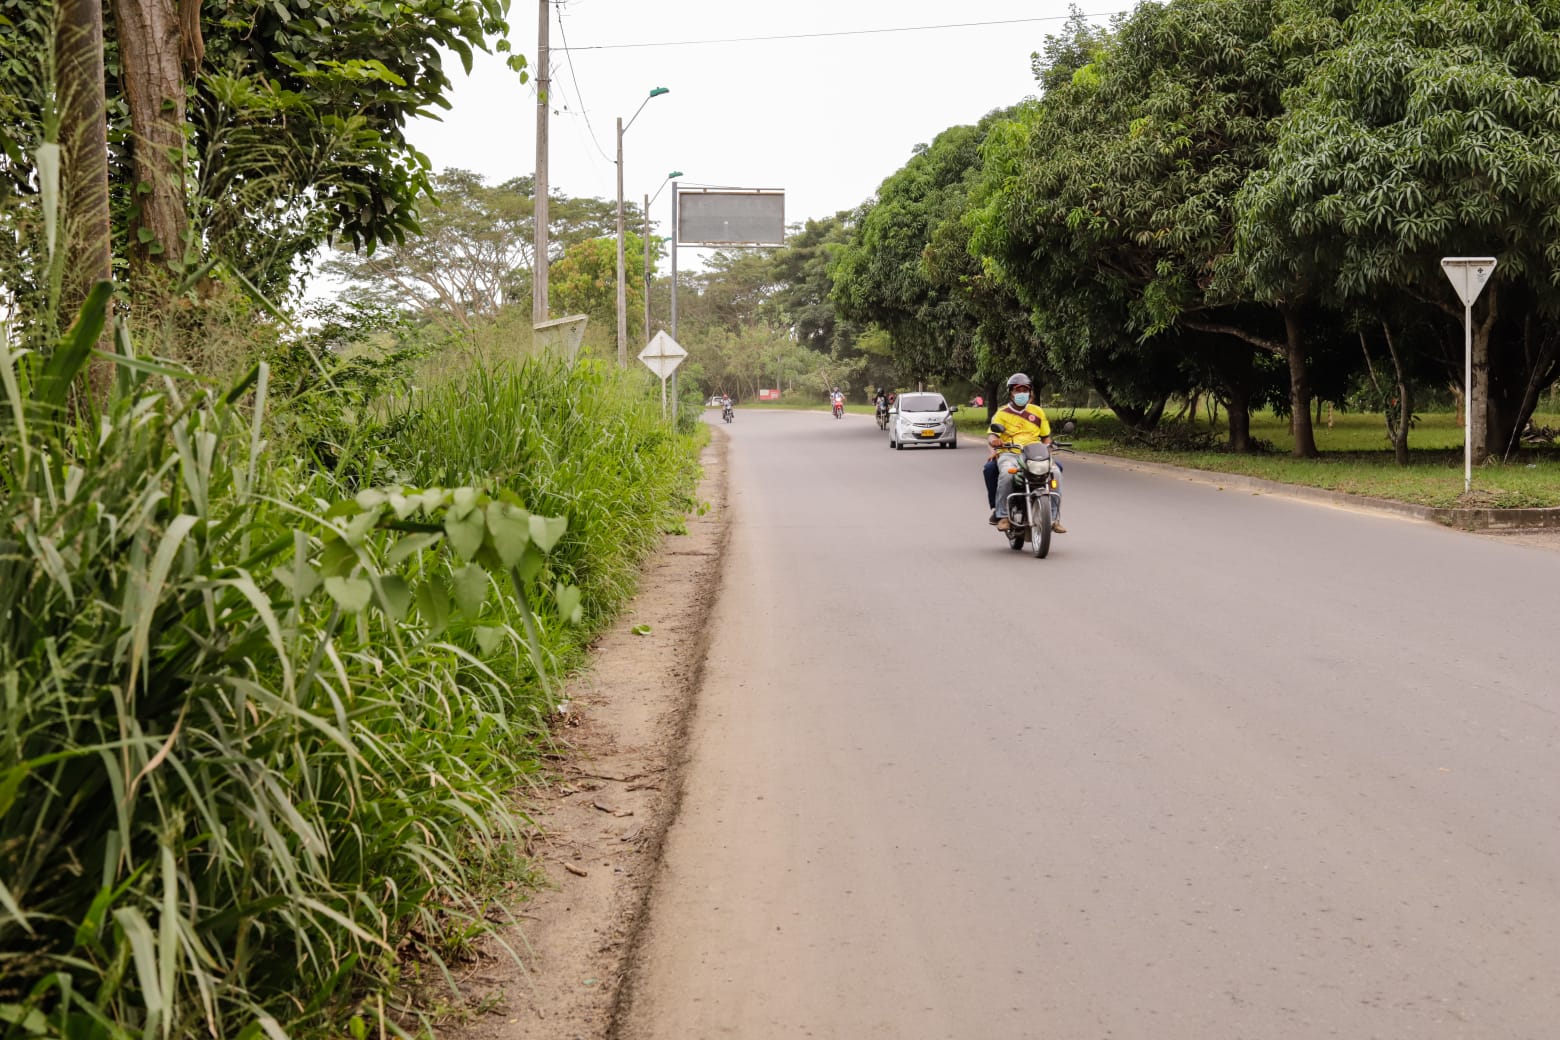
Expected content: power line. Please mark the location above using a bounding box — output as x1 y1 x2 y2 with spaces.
556 12 1124 52
554 1 614 163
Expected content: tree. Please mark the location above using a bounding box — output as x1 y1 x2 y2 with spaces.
323 170 623 329
830 119 998 388
1 0 523 304
971 0 1330 451
1239 0 1560 463
548 233 658 348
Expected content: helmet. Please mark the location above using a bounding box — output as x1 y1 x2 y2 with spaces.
1006 373 1033 390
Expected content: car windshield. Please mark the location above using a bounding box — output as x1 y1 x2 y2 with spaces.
898 394 946 413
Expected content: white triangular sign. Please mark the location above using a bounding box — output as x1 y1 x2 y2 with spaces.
1440 257 1497 309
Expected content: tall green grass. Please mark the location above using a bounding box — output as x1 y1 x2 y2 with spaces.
382 358 704 639
1 293 701 1038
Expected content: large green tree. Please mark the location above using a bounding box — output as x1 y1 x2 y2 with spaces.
324 170 621 329
1239 0 1560 463
0 0 520 306
547 232 657 348
972 0 1332 451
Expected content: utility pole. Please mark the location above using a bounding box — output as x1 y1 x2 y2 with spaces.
532 0 550 326
615 116 627 366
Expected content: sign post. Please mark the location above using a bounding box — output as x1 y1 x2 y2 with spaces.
638 330 687 419
1440 257 1497 493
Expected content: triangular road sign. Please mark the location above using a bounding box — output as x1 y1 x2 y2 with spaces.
1440 257 1497 309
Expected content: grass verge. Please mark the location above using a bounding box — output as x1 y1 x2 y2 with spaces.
1 301 704 1040
955 408 1560 509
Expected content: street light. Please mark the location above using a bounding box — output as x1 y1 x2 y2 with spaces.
644 170 682 339
617 87 669 367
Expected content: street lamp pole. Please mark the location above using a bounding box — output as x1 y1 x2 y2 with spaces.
615 87 668 367
644 171 683 342
670 178 679 341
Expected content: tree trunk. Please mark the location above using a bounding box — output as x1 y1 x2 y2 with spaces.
1227 402 1251 454
56 0 114 399
111 0 190 272
1281 305 1318 458
1469 284 1497 466
1381 324 1412 467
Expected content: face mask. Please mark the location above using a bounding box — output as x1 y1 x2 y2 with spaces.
1012 392 1031 407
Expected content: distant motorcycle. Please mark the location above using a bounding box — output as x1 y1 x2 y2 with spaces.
722 403 734 423
993 421 1074 559
875 401 890 430
832 399 845 419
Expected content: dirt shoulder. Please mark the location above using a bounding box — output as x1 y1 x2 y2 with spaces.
447 429 728 1040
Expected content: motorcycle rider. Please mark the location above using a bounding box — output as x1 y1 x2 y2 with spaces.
830 386 845 414
873 387 890 421
984 373 1066 534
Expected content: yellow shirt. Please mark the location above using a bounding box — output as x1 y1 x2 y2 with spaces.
988 404 1051 447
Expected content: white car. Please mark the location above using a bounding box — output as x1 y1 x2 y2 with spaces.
889 392 958 449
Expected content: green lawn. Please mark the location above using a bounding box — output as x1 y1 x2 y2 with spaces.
957 407 1560 509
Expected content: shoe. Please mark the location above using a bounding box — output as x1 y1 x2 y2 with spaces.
1051 521 1067 534
988 510 999 525
996 517 1011 532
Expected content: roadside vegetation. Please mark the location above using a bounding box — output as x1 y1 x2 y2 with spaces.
2 4 702 1038
956 408 1560 508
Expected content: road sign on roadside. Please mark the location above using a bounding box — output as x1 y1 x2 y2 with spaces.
638 331 687 379
1441 256 1498 494
639 331 688 417
1441 257 1496 309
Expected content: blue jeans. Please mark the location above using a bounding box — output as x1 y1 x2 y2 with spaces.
984 455 1062 519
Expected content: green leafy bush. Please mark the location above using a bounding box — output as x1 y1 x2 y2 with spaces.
0 290 603 1038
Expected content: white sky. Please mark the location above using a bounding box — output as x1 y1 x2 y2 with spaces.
407 1 1114 246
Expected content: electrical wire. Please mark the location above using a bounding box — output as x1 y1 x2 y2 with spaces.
556 11 1124 52
554 1 615 163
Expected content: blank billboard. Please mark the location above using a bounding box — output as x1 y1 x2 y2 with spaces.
677 190 785 246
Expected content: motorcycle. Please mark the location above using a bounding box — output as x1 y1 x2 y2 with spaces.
993 421 1074 559
832 399 845 419
722 403 734 423
875 400 890 430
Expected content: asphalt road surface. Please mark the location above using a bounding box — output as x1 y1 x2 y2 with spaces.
620 409 1560 1040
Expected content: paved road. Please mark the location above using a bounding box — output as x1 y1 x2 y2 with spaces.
620 409 1560 1040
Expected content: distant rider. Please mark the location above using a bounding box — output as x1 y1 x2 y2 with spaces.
831 387 845 411
873 387 890 418
984 373 1066 534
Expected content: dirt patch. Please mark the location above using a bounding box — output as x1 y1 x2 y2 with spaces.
444 430 728 1040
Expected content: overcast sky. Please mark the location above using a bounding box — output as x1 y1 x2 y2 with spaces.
408 1 1115 242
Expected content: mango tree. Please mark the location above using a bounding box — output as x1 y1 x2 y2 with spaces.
1239 0 1560 463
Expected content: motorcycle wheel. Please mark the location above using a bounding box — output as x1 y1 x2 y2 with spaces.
1033 494 1052 559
